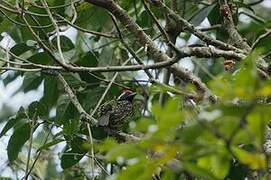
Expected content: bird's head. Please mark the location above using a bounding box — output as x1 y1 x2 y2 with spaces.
117 89 137 102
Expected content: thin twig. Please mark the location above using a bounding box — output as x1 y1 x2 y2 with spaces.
248 0 264 6
198 24 222 32
0 67 41 72
41 0 66 64
55 14 117 38
238 11 265 24
86 0 218 102
85 57 132 179
252 29 271 49
141 0 170 43
109 13 153 79
157 1 246 53
55 72 97 124
30 0 81 9
24 126 53 179
0 9 53 28
24 116 36 180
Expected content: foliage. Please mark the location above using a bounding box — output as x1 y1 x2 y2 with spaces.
0 0 271 179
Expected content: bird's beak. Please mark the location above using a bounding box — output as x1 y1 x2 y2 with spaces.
128 92 137 101
129 92 137 98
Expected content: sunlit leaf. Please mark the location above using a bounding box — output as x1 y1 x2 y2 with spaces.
105 143 143 162
233 147 267 170
118 161 156 180
197 153 230 179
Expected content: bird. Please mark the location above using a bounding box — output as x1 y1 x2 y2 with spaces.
97 90 137 130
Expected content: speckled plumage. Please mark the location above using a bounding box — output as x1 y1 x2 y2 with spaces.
97 99 134 130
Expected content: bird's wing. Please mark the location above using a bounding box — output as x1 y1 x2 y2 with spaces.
97 100 114 126
98 114 110 126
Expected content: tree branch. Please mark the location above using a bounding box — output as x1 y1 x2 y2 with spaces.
218 0 251 52
85 0 216 101
153 1 246 53
52 71 97 125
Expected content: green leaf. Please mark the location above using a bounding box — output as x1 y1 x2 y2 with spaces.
98 138 118 153
76 3 110 31
0 15 13 33
119 0 134 10
246 106 271 147
99 45 114 67
2 72 20 86
9 22 33 43
76 51 98 67
150 83 191 97
190 3 216 26
23 7 53 36
233 147 267 170
136 11 152 27
14 73 43 94
78 87 105 111
180 1 200 20
161 170 177 180
27 52 53 65
55 95 77 125
0 15 3 24
233 54 258 96
40 76 59 107
61 73 85 89
10 43 34 56
118 161 155 180
197 153 230 179
226 161 249 179
63 118 79 135
38 139 65 151
179 123 204 143
60 136 88 169
26 40 38 47
151 98 182 140
211 154 230 178
7 123 31 162
0 107 27 138
133 117 156 133
252 36 271 54
234 1 255 13
28 101 49 119
0 117 21 139
210 51 261 100
51 35 74 52
183 162 218 180
106 144 143 162
207 3 221 26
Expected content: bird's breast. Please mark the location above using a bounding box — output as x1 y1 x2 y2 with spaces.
111 101 133 120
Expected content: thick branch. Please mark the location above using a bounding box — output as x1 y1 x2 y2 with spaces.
85 0 216 101
153 1 245 53
2 46 244 73
218 0 251 52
